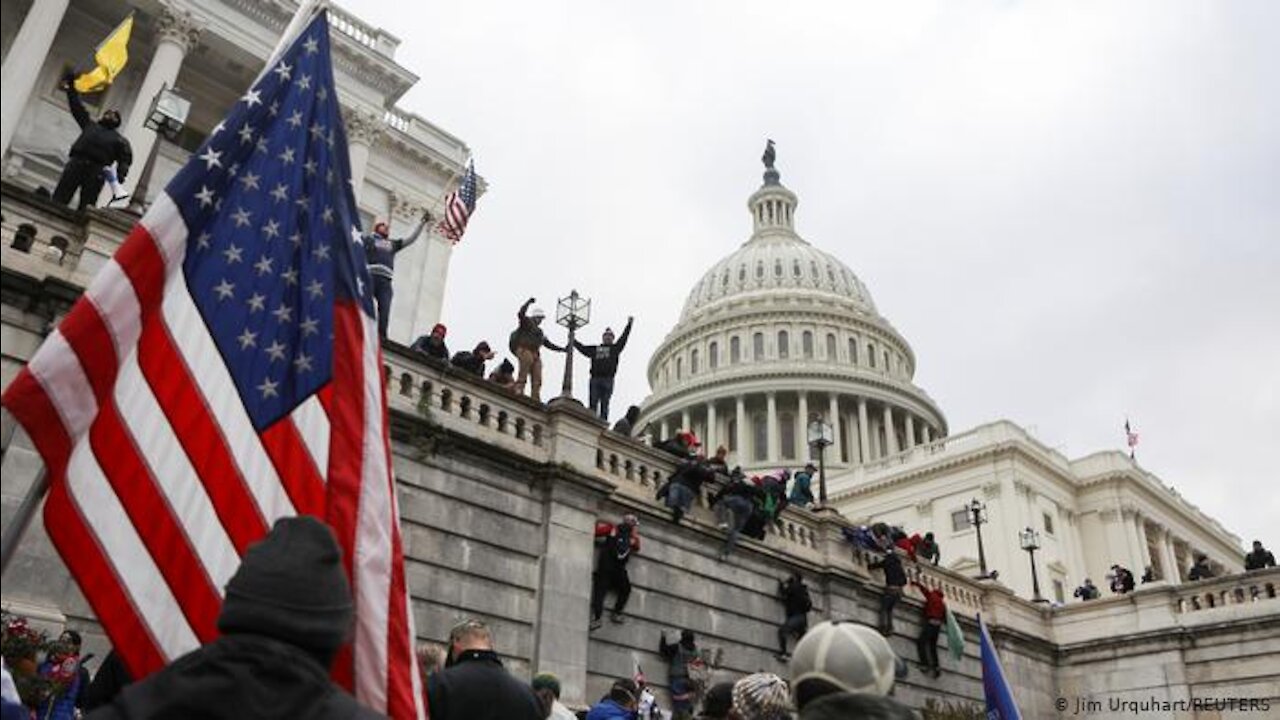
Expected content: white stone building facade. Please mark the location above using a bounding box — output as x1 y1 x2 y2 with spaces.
0 0 472 343
642 160 1243 603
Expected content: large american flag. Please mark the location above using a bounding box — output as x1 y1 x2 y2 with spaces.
436 160 476 243
0 13 423 718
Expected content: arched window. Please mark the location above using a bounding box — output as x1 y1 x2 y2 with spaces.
676 357 683 380
810 261 819 279
722 270 730 287
802 331 814 359
753 333 765 360
849 338 858 364
739 265 747 282
883 350 890 372
774 260 783 277
780 413 796 459
709 341 719 369
826 333 837 360
793 260 802 277
727 418 737 451
777 331 789 359
753 414 768 461
730 336 741 364
756 262 764 279
868 344 876 368
690 349 699 375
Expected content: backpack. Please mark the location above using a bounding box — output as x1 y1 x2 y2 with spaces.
685 655 711 700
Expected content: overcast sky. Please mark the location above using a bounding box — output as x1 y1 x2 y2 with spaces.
344 1 1278 551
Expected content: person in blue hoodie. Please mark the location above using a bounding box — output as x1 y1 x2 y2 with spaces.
586 678 639 720
362 212 430 339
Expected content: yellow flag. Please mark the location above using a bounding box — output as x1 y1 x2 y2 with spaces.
74 13 133 93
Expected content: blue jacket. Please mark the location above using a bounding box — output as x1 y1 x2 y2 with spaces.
586 699 635 720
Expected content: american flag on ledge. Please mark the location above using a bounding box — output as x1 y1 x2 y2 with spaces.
1 12 423 718
437 160 477 243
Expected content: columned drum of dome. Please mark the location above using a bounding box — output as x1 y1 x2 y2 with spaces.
639 149 946 475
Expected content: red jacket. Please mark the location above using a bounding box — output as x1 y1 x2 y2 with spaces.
595 521 641 553
912 582 946 621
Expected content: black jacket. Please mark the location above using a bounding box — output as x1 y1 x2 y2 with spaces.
573 319 632 379
85 634 382 720
450 350 487 376
869 552 907 588
780 578 813 617
410 335 449 362
1245 549 1276 570
66 88 132 177
426 650 542 720
81 651 132 712
671 458 715 492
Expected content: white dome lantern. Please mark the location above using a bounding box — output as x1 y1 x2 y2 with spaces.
640 145 946 475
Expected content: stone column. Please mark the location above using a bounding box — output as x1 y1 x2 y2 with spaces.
828 394 842 463
680 409 691 433
857 397 870 464
118 5 203 203
735 395 747 463
797 392 808 458
923 424 933 443
1161 530 1180 582
1120 506 1146 573
341 106 383 200
766 391 778 463
882 404 898 456
0 0 72 158
660 419 670 441
904 413 916 451
705 401 717 452
1133 514 1154 575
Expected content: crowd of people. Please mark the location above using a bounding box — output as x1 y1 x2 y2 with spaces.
400 298 636 423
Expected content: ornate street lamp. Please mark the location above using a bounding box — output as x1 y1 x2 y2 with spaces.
555 290 590 400
144 85 191 141
969 498 991 579
806 418 833 506
1019 526 1048 602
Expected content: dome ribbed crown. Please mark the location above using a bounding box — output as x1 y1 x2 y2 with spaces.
678 177 877 324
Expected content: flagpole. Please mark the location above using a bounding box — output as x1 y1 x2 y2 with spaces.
0 466 48 576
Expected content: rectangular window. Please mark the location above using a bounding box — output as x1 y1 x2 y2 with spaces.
951 509 971 532
1053 580 1065 604
709 341 719 369
753 333 765 361
1043 512 1055 535
730 337 741 364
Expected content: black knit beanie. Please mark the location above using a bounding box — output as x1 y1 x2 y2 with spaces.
217 515 353 664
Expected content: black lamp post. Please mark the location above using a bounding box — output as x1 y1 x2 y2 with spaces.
969 498 990 579
806 418 833 506
1020 526 1048 602
555 290 590 400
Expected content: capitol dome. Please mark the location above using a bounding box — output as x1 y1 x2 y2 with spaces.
640 151 947 478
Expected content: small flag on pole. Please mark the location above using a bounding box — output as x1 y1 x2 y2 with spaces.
75 13 134 93
437 160 477 243
1124 418 1139 459
979 614 1022 720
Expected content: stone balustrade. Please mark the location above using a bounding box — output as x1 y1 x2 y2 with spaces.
1174 567 1279 614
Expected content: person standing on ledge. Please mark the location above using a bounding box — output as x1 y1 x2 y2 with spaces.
362 212 430 339
509 297 565 403
573 316 633 421
53 72 132 211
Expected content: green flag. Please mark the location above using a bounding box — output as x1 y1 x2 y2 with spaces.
945 608 965 661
